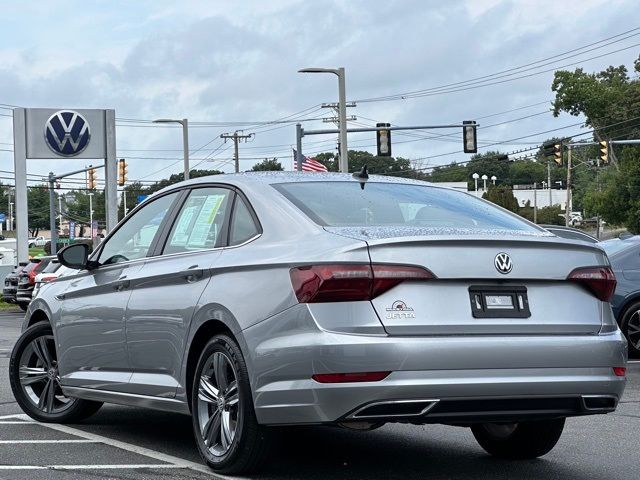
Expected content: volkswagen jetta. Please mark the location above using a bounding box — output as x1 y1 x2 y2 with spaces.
10 172 627 473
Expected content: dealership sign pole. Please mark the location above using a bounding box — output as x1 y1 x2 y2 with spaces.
13 108 117 264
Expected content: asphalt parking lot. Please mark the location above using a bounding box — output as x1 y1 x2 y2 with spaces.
0 310 638 480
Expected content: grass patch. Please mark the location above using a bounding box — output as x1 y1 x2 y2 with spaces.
0 300 21 311
29 247 45 258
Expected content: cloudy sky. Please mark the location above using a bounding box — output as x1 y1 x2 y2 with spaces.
0 0 638 189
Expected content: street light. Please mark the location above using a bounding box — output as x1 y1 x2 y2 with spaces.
152 118 190 180
481 174 488 191
472 172 480 192
491 175 497 185
298 67 348 173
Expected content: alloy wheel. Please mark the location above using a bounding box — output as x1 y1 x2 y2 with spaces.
18 334 74 414
627 310 640 350
197 351 240 456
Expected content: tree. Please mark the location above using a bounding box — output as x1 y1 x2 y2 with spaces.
66 189 106 234
466 151 512 189
482 185 519 212
428 162 468 182
551 55 640 231
146 169 223 195
27 186 53 236
508 161 545 186
251 158 283 171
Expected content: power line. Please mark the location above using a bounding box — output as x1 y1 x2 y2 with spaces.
355 27 640 103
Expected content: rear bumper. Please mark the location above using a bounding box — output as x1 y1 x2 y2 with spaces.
246 315 627 425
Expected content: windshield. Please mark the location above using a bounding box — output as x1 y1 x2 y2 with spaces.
274 181 541 232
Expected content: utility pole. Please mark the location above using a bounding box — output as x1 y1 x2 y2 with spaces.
48 173 56 254
565 145 572 227
220 131 254 173
547 161 552 207
533 182 538 223
88 193 94 238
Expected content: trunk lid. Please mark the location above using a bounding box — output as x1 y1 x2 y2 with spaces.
326 226 608 336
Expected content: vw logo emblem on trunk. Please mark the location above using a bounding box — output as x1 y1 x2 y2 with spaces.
44 110 90 156
494 252 512 274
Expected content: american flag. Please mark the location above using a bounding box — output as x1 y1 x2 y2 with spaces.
293 149 328 172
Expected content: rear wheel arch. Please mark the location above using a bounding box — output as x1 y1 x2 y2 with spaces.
186 319 236 407
617 295 640 323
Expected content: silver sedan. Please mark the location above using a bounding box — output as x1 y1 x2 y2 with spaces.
10 172 627 474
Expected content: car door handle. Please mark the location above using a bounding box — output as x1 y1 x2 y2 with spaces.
114 280 130 291
181 266 203 283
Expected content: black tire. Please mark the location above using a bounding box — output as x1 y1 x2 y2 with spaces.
620 301 640 358
191 334 269 474
18 302 28 312
9 322 103 423
471 418 565 459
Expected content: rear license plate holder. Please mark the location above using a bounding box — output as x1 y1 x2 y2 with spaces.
468 285 531 318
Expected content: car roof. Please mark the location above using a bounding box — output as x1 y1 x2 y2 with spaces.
154 171 433 196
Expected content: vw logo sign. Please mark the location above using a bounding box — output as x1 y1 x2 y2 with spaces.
494 252 513 274
44 110 90 156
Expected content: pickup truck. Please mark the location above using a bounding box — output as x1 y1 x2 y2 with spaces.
28 236 47 248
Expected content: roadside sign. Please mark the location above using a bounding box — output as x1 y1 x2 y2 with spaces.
0 214 6 223
137 195 148 203
69 221 75 240
91 220 98 239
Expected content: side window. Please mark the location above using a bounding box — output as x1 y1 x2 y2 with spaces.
163 187 232 254
98 192 179 265
230 196 259 245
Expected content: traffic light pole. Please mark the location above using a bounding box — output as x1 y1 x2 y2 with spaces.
47 164 104 255
565 145 572 227
296 123 477 172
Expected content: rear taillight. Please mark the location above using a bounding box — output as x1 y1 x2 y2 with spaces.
613 367 626 377
567 266 616 302
290 264 434 303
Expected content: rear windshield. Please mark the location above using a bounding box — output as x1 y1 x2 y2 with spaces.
600 239 638 256
273 181 540 232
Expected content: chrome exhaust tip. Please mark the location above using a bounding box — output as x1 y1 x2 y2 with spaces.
348 399 440 419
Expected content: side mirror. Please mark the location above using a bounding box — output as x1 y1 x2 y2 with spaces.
57 244 92 270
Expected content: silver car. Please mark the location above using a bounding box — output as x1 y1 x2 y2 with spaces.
10 172 627 473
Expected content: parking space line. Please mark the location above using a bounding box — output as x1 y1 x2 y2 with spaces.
0 464 185 470
0 421 34 425
13 414 222 478
0 440 98 444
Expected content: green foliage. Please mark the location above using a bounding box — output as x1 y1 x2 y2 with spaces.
551 55 640 232
583 146 640 233
429 162 468 182
508 161 545 185
27 185 52 236
519 205 564 225
482 185 519 212
311 151 428 180
251 158 283 171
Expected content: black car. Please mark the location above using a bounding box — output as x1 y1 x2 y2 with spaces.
15 257 55 311
3 263 27 304
599 236 640 357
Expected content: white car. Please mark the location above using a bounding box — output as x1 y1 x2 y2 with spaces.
32 261 75 298
28 236 47 248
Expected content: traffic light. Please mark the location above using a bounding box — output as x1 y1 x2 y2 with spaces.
376 123 391 157
87 168 96 189
463 120 477 153
598 141 608 164
118 158 128 186
542 141 555 158
554 143 562 165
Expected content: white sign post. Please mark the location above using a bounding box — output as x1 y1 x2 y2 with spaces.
12 108 117 264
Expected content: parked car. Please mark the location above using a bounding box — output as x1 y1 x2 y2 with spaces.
28 236 47 248
15 256 55 310
599 236 640 356
11 173 627 474
3 263 27 303
31 260 66 299
541 225 599 244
